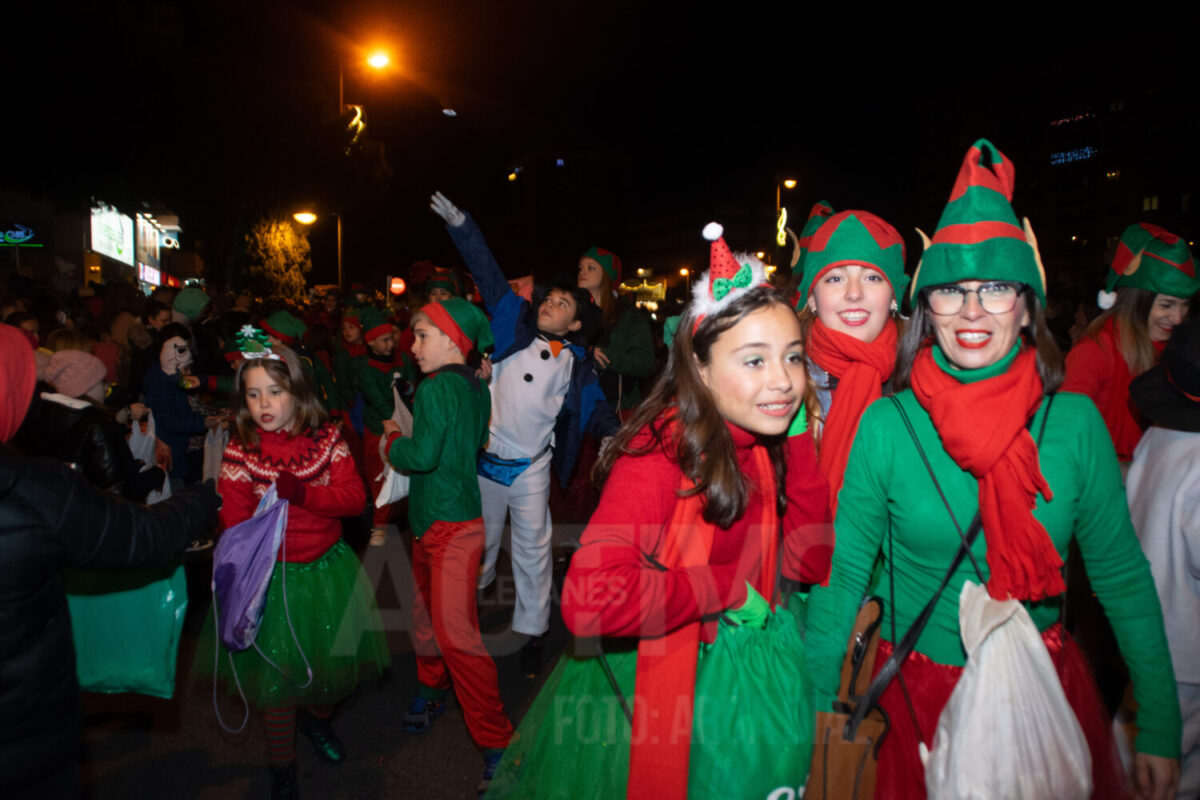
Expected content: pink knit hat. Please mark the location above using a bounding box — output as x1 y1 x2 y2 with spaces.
45 350 107 398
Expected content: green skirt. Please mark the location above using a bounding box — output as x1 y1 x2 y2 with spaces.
202 539 390 708
487 603 813 800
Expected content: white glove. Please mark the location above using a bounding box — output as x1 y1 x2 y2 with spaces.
430 191 465 227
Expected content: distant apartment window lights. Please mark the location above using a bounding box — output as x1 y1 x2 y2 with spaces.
1050 147 1099 165
1143 196 1160 212
1105 169 1121 181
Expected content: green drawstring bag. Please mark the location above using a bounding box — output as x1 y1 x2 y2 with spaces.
689 604 814 799
487 603 813 800
66 562 188 699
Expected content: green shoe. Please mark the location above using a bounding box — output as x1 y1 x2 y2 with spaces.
298 711 345 764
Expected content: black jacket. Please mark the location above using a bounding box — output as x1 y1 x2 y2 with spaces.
0 446 219 795
12 388 163 502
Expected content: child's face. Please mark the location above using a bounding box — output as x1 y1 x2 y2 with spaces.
411 318 463 373
427 287 453 302
697 303 806 437
243 364 296 433
536 289 583 337
341 319 362 344
368 331 395 358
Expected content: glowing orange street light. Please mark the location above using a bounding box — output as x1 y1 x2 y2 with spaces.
390 277 406 295
366 50 390 69
293 211 317 225
783 179 797 190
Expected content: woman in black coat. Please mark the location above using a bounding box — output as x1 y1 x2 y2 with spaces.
0 323 220 799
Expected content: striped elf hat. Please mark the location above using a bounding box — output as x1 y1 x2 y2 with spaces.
797 210 907 305
1098 223 1199 308
911 139 1046 306
581 246 622 284
691 222 769 329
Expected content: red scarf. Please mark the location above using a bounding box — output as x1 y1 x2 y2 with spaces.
807 318 898 514
910 346 1063 602
627 445 777 800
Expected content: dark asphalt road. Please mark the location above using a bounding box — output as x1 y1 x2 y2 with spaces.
78 524 583 800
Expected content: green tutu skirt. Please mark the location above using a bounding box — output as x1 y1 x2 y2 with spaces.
487 603 813 800
201 539 390 708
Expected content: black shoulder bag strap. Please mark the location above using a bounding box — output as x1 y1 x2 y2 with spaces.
844 392 1055 739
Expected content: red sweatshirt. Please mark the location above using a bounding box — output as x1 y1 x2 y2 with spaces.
217 422 365 562
1062 319 1164 461
561 420 831 643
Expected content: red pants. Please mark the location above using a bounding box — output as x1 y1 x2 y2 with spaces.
411 518 513 750
872 623 1128 800
363 431 395 527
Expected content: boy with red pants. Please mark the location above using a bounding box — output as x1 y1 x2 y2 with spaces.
382 297 511 795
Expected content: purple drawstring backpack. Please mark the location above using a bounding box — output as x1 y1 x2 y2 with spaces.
211 484 313 732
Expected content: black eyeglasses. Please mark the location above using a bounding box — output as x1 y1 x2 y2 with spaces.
924 282 1024 316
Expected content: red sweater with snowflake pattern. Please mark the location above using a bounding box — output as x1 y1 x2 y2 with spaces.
217 422 365 562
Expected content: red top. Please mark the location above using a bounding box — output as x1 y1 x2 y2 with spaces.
561 420 831 644
217 422 365 562
1062 319 1164 461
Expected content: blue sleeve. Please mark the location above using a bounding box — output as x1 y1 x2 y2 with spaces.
143 368 207 436
445 213 527 358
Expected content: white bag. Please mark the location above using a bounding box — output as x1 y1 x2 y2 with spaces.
203 427 230 485
128 411 171 504
923 581 1092 800
375 386 413 508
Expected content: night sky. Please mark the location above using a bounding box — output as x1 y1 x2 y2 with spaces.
5 2 1194 289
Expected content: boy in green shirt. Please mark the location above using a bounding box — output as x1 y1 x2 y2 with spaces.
381 297 511 794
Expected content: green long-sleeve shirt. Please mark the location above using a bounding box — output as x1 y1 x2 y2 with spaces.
805 345 1182 758
597 304 654 411
386 365 490 538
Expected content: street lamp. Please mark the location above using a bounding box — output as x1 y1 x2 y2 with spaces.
680 267 691 295
339 49 392 115
776 178 797 247
293 210 344 291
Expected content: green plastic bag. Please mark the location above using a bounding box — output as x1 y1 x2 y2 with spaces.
488 604 813 799
689 604 814 799
65 562 188 699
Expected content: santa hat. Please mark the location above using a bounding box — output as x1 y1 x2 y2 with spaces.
260 310 306 346
358 307 393 343
581 246 622 284
797 210 907 304
691 222 769 328
911 139 1046 306
421 297 494 356
1098 223 1199 309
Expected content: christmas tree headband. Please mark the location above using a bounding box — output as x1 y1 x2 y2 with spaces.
235 325 283 361
691 222 770 331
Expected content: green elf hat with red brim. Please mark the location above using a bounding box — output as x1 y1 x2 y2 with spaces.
797 210 907 305
421 297 494 357
581 246 622 284
359 306 393 343
342 306 362 327
911 139 1047 307
424 268 464 298
1102 223 1199 304
260 310 306 346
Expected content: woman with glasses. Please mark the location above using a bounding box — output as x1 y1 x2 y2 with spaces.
1062 224 1198 463
804 141 1181 799
793 205 906 525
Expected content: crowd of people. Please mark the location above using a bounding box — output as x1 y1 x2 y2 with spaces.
1 137 1198 800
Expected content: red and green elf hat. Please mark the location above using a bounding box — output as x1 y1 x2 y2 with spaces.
794 201 835 266
581 246 622 284
797 210 907 304
1104 222 1199 299
260 310 307 346
424 268 463 298
421 297 494 356
911 139 1046 306
342 306 362 328
358 306 393 343
690 222 769 328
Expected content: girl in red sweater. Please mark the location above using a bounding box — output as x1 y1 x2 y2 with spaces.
214 340 388 799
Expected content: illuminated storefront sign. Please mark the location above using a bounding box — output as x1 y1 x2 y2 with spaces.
0 223 43 248
139 263 161 285
91 205 134 266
